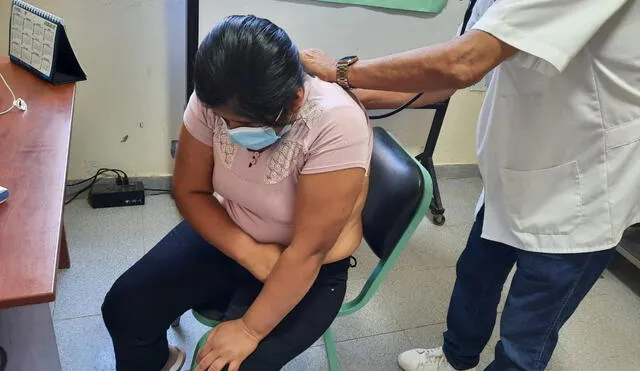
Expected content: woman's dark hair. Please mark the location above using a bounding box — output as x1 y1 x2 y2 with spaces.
193 15 305 127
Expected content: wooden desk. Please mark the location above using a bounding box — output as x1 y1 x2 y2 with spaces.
0 57 75 371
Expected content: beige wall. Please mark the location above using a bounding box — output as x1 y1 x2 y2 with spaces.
374 90 481 164
0 0 480 179
0 0 186 179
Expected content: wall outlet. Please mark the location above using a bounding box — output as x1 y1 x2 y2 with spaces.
170 140 179 159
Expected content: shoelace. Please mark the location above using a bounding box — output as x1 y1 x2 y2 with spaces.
420 354 448 366
415 348 447 370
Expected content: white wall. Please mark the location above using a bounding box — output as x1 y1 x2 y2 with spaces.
199 0 481 163
0 0 479 179
1 0 187 179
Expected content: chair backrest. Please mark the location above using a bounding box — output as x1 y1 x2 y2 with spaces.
339 127 432 316
363 127 432 259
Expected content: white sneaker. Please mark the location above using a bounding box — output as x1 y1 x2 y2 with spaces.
161 346 186 371
398 347 477 371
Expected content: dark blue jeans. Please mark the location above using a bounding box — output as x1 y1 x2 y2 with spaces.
443 207 615 371
102 221 348 371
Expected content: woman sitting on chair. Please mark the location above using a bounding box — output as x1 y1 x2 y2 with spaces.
101 15 372 371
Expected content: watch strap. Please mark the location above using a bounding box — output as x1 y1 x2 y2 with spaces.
337 56 358 89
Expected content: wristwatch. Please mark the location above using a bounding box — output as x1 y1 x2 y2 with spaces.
336 55 359 89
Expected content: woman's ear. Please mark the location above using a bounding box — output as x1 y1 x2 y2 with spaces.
290 87 305 111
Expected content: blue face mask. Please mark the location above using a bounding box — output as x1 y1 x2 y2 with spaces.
227 125 291 151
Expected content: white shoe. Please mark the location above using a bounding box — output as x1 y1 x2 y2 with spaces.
398 347 477 371
161 346 186 371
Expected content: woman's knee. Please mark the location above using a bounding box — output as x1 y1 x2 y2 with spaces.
102 274 140 335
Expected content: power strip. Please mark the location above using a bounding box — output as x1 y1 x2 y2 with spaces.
88 181 145 208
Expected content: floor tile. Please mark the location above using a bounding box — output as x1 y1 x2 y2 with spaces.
53 178 640 371
379 268 450 329
335 331 411 371
438 178 483 206
580 353 640 371
591 269 634 298
331 278 403 342
593 291 640 356
54 256 139 320
404 323 446 349
56 201 145 320
435 178 482 228
54 315 115 371
141 194 182 252
545 344 579 371
62 200 144 265
498 267 516 312
395 222 470 271
559 293 634 363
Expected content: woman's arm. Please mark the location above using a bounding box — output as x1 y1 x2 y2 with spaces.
173 126 282 281
194 168 366 371
353 88 456 110
242 168 365 337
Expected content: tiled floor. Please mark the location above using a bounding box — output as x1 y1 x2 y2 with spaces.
54 177 640 371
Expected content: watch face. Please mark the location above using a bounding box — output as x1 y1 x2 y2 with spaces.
340 55 358 63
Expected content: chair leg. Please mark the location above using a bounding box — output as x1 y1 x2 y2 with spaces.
323 328 340 371
190 330 210 370
171 316 181 328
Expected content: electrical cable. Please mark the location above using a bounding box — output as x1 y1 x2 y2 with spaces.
0 72 15 115
65 167 172 203
144 188 172 196
144 188 171 193
65 177 99 205
64 168 129 205
0 71 26 115
66 168 120 187
367 92 424 120
365 0 478 121
112 169 129 184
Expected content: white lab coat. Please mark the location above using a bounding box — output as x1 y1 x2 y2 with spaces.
470 0 640 253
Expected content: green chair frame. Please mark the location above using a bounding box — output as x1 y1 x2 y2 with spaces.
189 130 433 370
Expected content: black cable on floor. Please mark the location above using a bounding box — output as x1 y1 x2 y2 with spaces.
145 188 172 196
66 168 120 187
65 168 128 205
144 188 171 193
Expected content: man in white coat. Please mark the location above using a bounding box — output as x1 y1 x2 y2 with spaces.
301 0 640 370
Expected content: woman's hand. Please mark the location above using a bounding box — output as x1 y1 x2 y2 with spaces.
241 243 284 282
195 318 261 371
300 49 338 83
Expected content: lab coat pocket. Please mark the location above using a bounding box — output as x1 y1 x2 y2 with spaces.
501 161 584 235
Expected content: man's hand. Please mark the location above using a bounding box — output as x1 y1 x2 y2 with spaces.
242 243 284 282
300 49 338 82
195 319 261 371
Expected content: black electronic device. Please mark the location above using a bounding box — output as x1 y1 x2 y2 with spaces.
88 181 145 209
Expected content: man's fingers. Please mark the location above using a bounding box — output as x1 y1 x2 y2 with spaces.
197 330 216 363
196 350 218 371
227 360 241 371
196 345 212 363
209 357 229 371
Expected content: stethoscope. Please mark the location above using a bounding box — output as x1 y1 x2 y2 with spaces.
367 0 479 120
